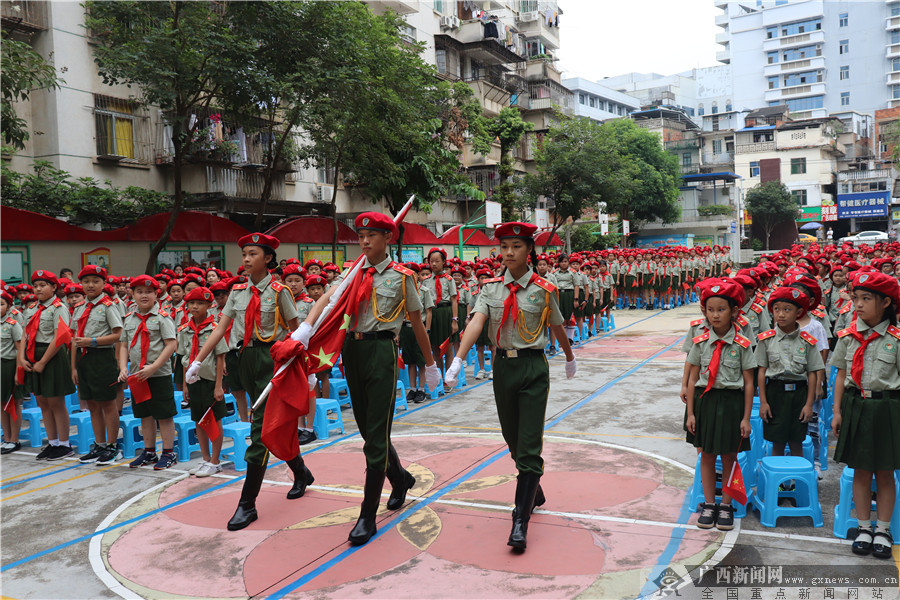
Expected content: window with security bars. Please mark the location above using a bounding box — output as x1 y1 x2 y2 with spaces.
790 158 807 174
93 95 150 163
791 189 807 206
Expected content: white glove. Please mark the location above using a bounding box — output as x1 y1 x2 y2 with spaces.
184 360 202 384
308 373 317 391
291 322 312 347
444 357 463 388
565 358 577 379
425 362 442 392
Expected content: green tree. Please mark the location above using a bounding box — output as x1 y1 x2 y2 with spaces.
1 31 62 151
86 1 254 274
745 181 798 250
487 107 532 221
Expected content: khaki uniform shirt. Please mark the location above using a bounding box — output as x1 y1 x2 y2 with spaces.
1 316 22 360
421 271 456 305
221 274 299 351
295 297 315 322
554 269 577 291
348 256 423 334
72 296 123 348
687 326 757 390
832 319 900 391
120 305 176 376
177 318 228 381
24 297 70 344
473 270 564 350
755 326 825 381
597 273 613 290
8 307 24 327
825 285 847 322
420 286 434 323
741 299 771 339
457 285 472 312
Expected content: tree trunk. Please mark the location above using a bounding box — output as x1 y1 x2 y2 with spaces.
330 150 343 264
254 121 294 231
145 146 184 274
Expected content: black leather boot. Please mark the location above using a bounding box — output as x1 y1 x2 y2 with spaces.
507 473 541 551
533 484 546 512
385 445 416 510
286 455 315 500
348 468 386 546
227 462 266 531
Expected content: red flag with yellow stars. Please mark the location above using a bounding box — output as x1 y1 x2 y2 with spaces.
198 406 221 441
723 460 747 506
262 339 310 461
304 265 366 375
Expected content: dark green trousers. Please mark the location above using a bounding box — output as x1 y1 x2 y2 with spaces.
238 345 275 467
343 337 398 472
492 352 549 475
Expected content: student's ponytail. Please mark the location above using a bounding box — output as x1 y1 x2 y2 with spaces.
529 243 539 274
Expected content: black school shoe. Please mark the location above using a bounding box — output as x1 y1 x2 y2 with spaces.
696 503 718 529
852 527 873 556
872 530 893 559
716 504 735 530
414 391 427 404
1 441 21 454
35 445 53 460
297 429 317 446
46 445 74 461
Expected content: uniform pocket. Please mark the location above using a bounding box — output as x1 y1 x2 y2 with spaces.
875 354 898 380
486 299 505 323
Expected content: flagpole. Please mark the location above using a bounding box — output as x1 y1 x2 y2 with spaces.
252 196 415 411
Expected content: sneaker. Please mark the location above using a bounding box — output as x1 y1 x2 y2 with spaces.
129 449 158 468
96 444 122 465
46 445 74 461
406 389 416 402
35 445 53 460
153 451 178 470
189 461 209 476
488 370 494 380
195 462 222 478
1 441 21 455
475 371 486 380
548 346 557 357
696 503 718 529
414 391 427 404
716 504 735 530
79 443 103 464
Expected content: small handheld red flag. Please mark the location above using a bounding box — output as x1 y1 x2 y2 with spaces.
15 365 24 385
397 353 405 369
198 406 221 440
127 375 152 404
4 396 17 422
55 316 73 348
439 337 451 358
722 459 748 506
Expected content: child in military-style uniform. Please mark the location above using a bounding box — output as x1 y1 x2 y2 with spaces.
177 286 228 477
22 270 76 461
1 291 24 454
471 268 495 375
445 222 577 552
830 271 900 559
299 274 329 444
188 233 312 532
72 265 124 465
686 278 755 532
422 248 458 373
297 212 440 546
755 287 824 459
400 263 434 404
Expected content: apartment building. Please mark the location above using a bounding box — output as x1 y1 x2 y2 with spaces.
560 77 640 122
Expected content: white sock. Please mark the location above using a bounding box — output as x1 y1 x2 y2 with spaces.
858 518 873 531
876 520 891 534
60 440 70 447
49 439 59 447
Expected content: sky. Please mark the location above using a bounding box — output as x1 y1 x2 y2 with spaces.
556 0 722 82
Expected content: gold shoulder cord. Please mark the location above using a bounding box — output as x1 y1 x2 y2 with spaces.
516 290 550 344
253 287 289 343
372 273 407 323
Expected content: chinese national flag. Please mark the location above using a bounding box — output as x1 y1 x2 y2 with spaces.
15 365 24 385
439 337 451 358
261 339 310 461
397 353 405 369
55 316 73 349
198 406 221 441
4 396 17 422
127 375 152 404
723 460 748 506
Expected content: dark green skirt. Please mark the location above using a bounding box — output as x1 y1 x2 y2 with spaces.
558 289 575 322
26 343 75 398
1 357 23 404
690 387 751 455
399 322 425 368
763 383 809 444
429 303 452 347
834 388 900 471
451 302 466 343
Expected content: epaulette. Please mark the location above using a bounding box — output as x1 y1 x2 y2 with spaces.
692 331 709 344
4 317 16 325
232 283 248 291
800 331 818 346
99 296 114 306
11 307 19 315
690 318 704 327
483 277 503 284
159 309 170 318
177 322 190 333
757 329 776 341
810 308 825 318
839 303 852 315
737 314 749 327
533 276 557 293
271 281 285 292
51 298 63 308
125 311 134 318
837 327 853 338
734 334 751 349
749 303 763 314
392 264 414 277
73 300 86 309
888 325 900 340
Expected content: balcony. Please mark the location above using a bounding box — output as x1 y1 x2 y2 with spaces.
680 164 701 175
715 12 729 26
764 81 825 103
447 21 526 65
736 141 776 153
679 204 735 224
889 72 900 84
702 151 735 166
889 44 900 59
665 138 700 151
1 0 47 31
762 30 825 52
716 49 731 63
515 13 560 50
716 31 729 45
365 0 418 15
762 56 825 77
888 15 900 30
190 166 285 201
838 168 897 181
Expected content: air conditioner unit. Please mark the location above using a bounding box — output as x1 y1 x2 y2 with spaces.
315 186 325 202
517 11 538 23
440 15 460 30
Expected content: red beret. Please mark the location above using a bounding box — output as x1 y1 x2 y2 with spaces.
427 247 447 260
103 284 115 296
209 281 230 294
15 283 32 293
282 264 304 278
700 278 745 308
404 262 421 273
238 232 280 250
355 212 398 239
494 222 537 240
1 291 12 304
768 286 810 316
183 274 204 286
184 266 205 276
783 273 822 308
130 276 160 291
732 274 757 289
22 294 36 303
154 273 172 283
167 279 185 290
305 275 327 288
31 270 58 286
184 286 214 304
476 268 493 278
451 267 466 276
324 264 340 273
851 271 900 308
58 277 73 288
64 283 85 296
283 259 301 266
304 259 324 270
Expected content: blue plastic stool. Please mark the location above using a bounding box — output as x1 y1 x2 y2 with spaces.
173 415 200 462
313 397 344 440
424 381 443 400
394 380 408 414
608 313 615 330
817 420 829 472
220 394 240 425
688 453 753 518
119 414 144 458
833 467 900 541
456 364 467 389
65 393 80 414
600 316 609 332
331 366 342 379
22 395 37 410
397 367 410 389
20 407 45 448
328 378 351 408
466 347 476 367
68 411 95 453
220 421 251 472
762 435 815 466
484 350 492 372
753 456 823 528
